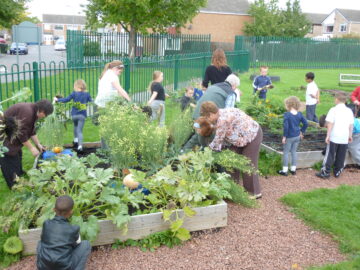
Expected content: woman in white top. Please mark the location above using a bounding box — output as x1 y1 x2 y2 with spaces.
95 60 131 108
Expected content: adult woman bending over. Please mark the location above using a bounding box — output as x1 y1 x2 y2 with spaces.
202 49 232 89
199 101 263 198
95 60 131 108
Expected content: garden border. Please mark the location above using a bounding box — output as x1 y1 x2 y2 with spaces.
261 143 354 168
19 200 228 255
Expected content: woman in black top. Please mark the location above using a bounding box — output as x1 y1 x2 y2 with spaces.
147 71 166 126
202 49 232 89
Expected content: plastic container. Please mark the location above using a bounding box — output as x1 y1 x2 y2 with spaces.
41 149 74 160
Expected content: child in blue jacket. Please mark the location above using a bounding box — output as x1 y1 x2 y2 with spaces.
278 96 308 176
253 66 272 100
55 80 92 152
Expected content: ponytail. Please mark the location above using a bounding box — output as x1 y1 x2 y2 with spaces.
100 60 124 80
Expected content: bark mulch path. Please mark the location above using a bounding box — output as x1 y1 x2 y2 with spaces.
8 168 360 270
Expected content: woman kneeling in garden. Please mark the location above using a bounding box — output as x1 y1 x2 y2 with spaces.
198 101 263 199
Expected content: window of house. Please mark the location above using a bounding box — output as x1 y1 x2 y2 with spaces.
44 24 52 30
54 25 64 30
325 25 334 33
340 24 347 32
308 26 314 34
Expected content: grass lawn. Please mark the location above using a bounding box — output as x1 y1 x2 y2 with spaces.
282 185 360 269
237 68 360 116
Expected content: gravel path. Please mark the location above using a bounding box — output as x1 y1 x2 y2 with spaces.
7 168 360 270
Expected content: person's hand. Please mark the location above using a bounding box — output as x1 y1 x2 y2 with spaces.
282 137 286 144
317 99 320 104
53 97 58 103
349 136 353 143
325 136 330 144
354 100 360 106
30 146 40 157
300 133 304 140
36 143 46 152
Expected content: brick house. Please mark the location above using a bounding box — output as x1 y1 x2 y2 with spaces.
321 9 360 37
304 13 328 38
179 0 252 50
41 14 87 45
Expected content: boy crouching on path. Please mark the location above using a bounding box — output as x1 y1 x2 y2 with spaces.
316 93 354 179
37 196 91 270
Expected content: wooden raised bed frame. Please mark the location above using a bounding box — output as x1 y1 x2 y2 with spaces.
19 201 228 255
261 143 354 168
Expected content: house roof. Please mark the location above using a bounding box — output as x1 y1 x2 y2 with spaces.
42 14 86 25
199 0 250 15
336 9 360 23
304 13 328 25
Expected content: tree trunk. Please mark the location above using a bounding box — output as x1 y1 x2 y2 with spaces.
129 27 136 58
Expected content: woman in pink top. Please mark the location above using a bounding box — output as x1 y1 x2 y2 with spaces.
199 101 263 198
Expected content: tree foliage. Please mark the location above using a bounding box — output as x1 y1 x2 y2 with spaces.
0 0 26 28
85 0 207 56
243 0 311 37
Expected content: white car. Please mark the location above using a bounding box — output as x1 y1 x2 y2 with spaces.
54 40 66 51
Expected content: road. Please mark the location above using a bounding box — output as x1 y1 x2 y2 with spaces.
0 45 67 71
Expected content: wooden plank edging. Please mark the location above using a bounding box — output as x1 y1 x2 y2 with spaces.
19 201 227 255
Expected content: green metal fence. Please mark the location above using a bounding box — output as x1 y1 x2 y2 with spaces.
67 30 211 67
0 50 249 109
235 36 360 69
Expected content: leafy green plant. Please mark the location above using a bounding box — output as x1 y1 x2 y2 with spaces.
99 102 168 171
168 106 193 152
258 149 282 176
112 230 182 252
0 154 145 242
245 95 286 133
3 237 23 254
37 102 70 149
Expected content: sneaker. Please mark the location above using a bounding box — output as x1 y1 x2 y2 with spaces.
334 169 344 178
250 193 262 200
315 171 330 179
277 170 288 176
73 141 78 149
290 170 296 175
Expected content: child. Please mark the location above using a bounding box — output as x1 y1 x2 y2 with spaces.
253 66 272 100
147 71 166 127
348 116 360 165
55 80 92 152
37 195 91 270
316 92 354 179
278 96 308 176
305 72 320 123
180 86 196 111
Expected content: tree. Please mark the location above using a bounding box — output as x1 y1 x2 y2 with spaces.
85 0 207 57
243 0 311 37
0 0 27 28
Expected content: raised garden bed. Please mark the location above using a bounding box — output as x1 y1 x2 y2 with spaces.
19 200 227 255
261 130 354 168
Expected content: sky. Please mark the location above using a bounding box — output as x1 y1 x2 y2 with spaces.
27 0 360 20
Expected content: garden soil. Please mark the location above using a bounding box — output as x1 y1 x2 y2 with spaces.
8 169 360 270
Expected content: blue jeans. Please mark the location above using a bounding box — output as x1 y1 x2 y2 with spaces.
72 114 86 147
283 136 300 167
306 104 318 123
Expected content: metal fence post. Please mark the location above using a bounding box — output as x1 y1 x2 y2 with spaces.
32 62 40 101
124 58 131 92
174 55 179 90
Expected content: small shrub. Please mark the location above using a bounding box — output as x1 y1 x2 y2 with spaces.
84 41 101 57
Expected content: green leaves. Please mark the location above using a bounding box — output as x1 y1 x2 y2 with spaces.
175 228 191 241
72 215 100 243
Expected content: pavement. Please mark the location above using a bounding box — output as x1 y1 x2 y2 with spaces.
0 45 66 70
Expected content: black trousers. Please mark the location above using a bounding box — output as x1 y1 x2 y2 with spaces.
322 142 348 174
0 150 24 189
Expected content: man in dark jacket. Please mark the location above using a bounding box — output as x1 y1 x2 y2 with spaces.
183 74 240 151
0 99 53 189
37 195 91 270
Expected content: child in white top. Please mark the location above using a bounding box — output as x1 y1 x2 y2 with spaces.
316 92 354 179
305 72 319 123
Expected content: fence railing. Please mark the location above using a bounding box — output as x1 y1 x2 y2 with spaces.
0 50 249 109
235 35 360 69
67 30 211 67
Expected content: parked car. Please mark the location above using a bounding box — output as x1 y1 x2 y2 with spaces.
0 38 6 44
54 40 66 51
9 42 28 55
